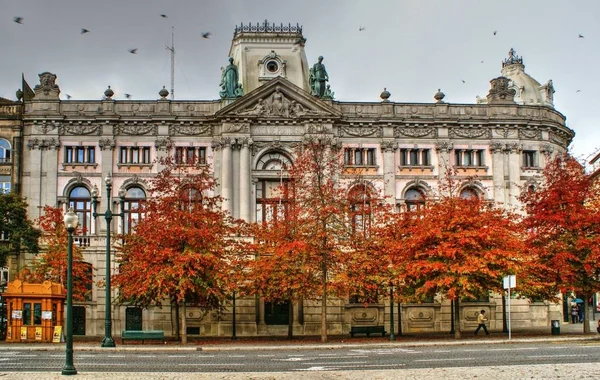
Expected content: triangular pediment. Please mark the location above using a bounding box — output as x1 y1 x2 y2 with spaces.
215 77 342 119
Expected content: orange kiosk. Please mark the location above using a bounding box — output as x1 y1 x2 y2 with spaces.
3 280 65 343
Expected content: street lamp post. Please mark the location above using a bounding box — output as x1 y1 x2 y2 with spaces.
91 174 125 348
62 207 78 376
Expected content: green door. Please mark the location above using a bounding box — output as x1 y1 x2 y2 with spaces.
72 306 86 335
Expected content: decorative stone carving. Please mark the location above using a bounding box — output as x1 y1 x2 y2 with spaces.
394 127 436 138
33 72 60 99
98 138 116 150
154 137 171 151
34 121 58 134
306 123 329 134
59 122 101 135
449 128 489 139
504 142 523 153
380 140 398 152
251 140 297 156
223 123 250 133
549 131 569 148
494 127 516 138
169 123 212 136
489 141 504 154
502 48 523 68
486 76 516 104
115 122 157 135
27 138 60 150
435 141 453 153
519 129 541 140
540 143 554 155
211 139 223 151
340 126 382 137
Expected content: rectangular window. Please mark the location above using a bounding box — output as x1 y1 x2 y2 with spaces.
23 303 31 325
130 147 139 164
64 146 95 164
197 148 206 164
142 147 151 163
33 303 42 325
186 147 195 164
455 149 485 167
76 147 85 163
344 148 376 167
400 149 431 166
523 150 537 167
87 147 95 163
119 147 127 163
0 176 10 194
175 147 185 164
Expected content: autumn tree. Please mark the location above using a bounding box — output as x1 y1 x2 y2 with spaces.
0 192 40 268
20 206 92 301
244 137 366 343
383 177 525 339
519 154 600 333
113 158 242 342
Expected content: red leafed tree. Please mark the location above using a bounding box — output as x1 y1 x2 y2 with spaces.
113 158 243 342
20 206 92 302
519 154 600 333
385 176 525 339
243 137 362 343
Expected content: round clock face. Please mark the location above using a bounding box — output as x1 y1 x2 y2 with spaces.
266 60 279 73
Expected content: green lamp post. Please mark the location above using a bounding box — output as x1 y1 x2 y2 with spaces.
62 207 78 375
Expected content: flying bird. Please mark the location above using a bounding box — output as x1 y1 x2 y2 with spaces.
462 80 466 84
481 60 484 63
359 25 365 31
576 89 581 93
65 94 72 100
493 30 497 35
81 28 90 34
13 16 23 24
124 93 132 99
160 14 168 18
128 48 138 54
202 32 211 39
578 34 584 38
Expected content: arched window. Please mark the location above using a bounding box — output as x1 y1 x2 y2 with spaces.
69 186 91 235
0 139 10 163
405 188 425 211
123 187 146 234
348 184 374 234
460 187 479 199
256 152 292 224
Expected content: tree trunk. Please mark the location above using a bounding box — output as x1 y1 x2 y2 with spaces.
453 297 462 339
321 266 328 343
174 300 181 342
583 294 590 334
181 302 188 344
288 301 294 339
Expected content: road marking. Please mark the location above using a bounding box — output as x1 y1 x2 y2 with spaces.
432 350 452 353
106 355 127 358
168 355 187 358
275 357 310 361
318 353 339 356
13 354 37 357
197 355 215 358
77 363 127 366
303 361 368 365
78 355 97 358
297 364 405 371
0 358 17 361
415 357 475 362
227 355 246 358
489 347 537 352
137 355 156 358
257 354 275 357
288 354 305 356
528 354 587 358
179 363 245 366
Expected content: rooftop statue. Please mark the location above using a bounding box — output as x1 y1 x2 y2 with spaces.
309 56 329 98
220 57 242 99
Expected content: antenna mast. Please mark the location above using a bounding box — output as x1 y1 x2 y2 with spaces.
166 27 175 100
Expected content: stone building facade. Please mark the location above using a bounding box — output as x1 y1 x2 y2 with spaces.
4 22 575 337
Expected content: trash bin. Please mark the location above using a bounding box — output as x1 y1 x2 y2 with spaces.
551 320 560 335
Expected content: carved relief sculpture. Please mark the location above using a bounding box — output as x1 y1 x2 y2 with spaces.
34 72 61 99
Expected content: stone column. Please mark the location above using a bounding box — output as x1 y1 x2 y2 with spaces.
540 143 554 168
24 139 43 219
381 140 397 206
435 141 453 193
239 138 252 222
40 139 60 212
506 143 522 207
490 142 506 206
221 137 233 214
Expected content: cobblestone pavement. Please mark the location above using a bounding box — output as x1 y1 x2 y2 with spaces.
2 363 600 379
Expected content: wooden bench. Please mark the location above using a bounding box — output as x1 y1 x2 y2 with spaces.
350 325 386 337
121 330 165 344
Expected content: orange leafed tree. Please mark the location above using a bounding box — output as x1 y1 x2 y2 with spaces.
519 154 600 333
20 206 93 302
243 137 363 343
385 176 525 339
113 158 243 341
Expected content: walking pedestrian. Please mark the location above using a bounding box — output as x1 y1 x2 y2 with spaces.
474 309 489 335
571 304 579 324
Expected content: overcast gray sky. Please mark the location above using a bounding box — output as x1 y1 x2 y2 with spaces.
2 0 598 158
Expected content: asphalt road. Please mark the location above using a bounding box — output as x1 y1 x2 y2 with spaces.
1 341 599 373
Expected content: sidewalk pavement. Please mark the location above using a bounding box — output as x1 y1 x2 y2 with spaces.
1 320 598 352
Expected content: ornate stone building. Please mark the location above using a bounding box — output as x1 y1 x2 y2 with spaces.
5 22 575 337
